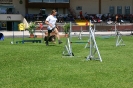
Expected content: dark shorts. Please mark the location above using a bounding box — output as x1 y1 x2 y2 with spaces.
48 27 55 33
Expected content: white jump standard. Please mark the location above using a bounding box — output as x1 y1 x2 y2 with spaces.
86 21 102 62
62 38 74 56
62 22 74 56
114 23 125 47
62 21 102 62
84 25 96 49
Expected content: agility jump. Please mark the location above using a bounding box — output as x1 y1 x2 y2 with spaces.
86 21 102 62
11 22 42 44
62 22 89 56
114 23 125 47
63 21 102 62
62 22 74 56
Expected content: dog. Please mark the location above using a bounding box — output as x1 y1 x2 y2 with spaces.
44 35 56 43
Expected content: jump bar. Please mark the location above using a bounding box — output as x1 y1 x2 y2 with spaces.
70 42 90 43
16 40 42 44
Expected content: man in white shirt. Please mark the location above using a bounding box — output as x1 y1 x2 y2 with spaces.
45 10 62 46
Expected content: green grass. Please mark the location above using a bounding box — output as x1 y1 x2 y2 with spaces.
0 36 133 88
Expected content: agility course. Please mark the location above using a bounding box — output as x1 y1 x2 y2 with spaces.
62 21 102 62
62 19 132 62
1 21 133 87
0 33 133 88
1 18 133 88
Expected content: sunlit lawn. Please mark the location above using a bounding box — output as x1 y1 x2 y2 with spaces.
0 36 133 88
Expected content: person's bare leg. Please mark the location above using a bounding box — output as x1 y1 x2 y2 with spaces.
53 28 60 40
53 28 62 44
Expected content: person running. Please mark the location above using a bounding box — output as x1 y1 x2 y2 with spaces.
45 9 62 46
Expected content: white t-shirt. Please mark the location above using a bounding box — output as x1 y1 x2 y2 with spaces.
46 15 57 30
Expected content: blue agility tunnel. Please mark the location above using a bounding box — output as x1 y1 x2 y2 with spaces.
0 33 4 41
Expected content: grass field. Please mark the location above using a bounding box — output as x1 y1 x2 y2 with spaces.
0 36 133 88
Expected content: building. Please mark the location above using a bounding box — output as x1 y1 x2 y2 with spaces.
0 0 133 30
0 0 133 16
26 0 133 15
0 0 26 31
71 0 133 15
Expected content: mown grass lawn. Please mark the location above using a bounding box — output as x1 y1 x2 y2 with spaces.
0 36 133 88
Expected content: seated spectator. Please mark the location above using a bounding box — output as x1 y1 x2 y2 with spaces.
114 15 117 23
101 14 106 21
63 14 67 21
30 14 34 20
79 11 82 18
120 16 124 23
111 14 116 22
77 15 81 20
107 16 112 21
58 15 63 23
89 15 94 21
97 17 102 23
129 15 133 23
25 14 29 20
84 12 88 19
107 20 113 24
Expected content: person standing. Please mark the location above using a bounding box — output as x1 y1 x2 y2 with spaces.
79 11 82 18
115 15 118 23
45 10 62 46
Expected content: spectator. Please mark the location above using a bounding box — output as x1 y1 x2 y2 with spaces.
79 11 84 19
101 14 106 21
115 15 119 23
58 15 63 23
63 14 67 21
85 12 89 20
111 14 115 22
79 11 82 18
77 15 81 20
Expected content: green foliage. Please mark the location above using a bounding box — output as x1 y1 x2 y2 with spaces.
27 22 36 34
63 23 70 34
